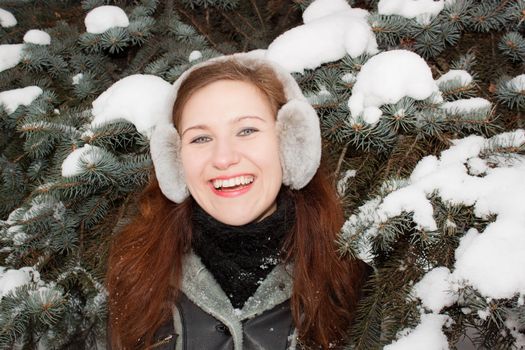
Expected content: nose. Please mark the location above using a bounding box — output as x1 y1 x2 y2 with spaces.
211 138 240 170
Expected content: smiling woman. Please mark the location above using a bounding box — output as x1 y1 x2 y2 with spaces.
106 53 370 350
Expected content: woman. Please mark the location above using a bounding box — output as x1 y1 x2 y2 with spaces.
106 53 369 349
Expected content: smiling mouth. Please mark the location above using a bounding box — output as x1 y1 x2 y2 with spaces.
211 175 254 192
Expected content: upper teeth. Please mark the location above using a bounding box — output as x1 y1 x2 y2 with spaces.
213 176 254 189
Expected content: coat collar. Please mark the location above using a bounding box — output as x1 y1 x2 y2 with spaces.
180 252 294 350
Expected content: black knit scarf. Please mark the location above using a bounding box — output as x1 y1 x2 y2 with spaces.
191 191 295 309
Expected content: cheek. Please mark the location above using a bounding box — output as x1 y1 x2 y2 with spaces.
180 149 202 184
259 139 282 180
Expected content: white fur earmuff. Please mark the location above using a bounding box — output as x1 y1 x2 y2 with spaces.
149 53 321 203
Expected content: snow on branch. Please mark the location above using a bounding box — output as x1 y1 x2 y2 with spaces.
23 29 51 45
265 0 378 73
341 129 525 347
0 8 16 28
378 0 447 19
384 313 451 350
90 74 175 137
347 50 442 125
0 44 24 73
341 129 525 293
84 5 129 34
0 86 43 114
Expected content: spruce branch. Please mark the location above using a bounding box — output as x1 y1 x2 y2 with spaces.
234 10 258 35
334 142 350 185
176 6 221 50
250 0 265 30
382 135 422 179
346 274 384 350
495 76 525 111
498 32 525 62
219 10 251 45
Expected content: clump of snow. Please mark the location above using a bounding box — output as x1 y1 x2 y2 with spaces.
507 74 525 91
436 69 473 88
348 50 442 124
72 73 84 85
61 144 105 177
467 157 488 175
0 43 24 73
461 307 472 314
380 184 438 230
0 266 41 298
91 74 175 137
477 308 490 321
84 5 129 34
441 97 492 114
0 8 17 27
453 214 525 299
378 0 445 19
23 29 51 45
341 73 356 84
189 50 202 62
384 313 450 350
302 0 352 22
0 86 43 114
409 154 440 182
413 267 458 313
266 1 377 73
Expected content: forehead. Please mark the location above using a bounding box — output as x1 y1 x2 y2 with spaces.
179 79 275 129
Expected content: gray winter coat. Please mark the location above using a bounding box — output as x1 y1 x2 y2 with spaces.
150 252 298 350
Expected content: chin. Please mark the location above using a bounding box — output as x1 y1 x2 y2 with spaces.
212 205 275 226
213 213 254 226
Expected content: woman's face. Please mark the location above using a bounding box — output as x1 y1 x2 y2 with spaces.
179 79 283 226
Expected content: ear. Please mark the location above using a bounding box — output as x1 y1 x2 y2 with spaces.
276 99 322 189
150 124 189 203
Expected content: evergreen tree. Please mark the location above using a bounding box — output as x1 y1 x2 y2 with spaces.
0 0 523 349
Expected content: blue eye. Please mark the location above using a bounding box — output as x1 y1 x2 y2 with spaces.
190 136 211 144
238 128 258 136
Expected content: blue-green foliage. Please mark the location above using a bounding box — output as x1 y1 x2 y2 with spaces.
466 0 507 32
368 0 521 59
180 0 240 10
79 15 155 54
499 32 525 63
496 75 525 111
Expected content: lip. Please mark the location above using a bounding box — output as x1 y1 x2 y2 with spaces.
208 174 255 198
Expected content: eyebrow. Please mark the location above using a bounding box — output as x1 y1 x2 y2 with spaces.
181 115 266 137
181 124 208 138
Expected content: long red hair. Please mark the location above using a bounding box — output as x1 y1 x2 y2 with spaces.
106 59 368 349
